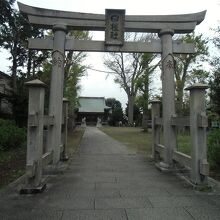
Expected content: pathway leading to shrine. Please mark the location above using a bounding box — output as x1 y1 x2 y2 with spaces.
0 127 220 219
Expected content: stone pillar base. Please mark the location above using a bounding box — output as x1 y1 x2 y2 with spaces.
20 179 47 194
61 155 69 161
177 173 212 192
96 123 102 128
81 123 86 128
155 161 174 172
190 180 211 191
43 162 68 175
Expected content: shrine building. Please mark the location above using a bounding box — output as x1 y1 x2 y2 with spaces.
76 97 111 125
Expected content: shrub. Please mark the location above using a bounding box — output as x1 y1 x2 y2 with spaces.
207 129 220 170
0 119 26 151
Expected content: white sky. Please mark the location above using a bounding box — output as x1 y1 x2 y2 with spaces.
1 0 220 109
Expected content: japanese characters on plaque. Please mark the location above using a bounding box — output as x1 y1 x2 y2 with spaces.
105 9 125 46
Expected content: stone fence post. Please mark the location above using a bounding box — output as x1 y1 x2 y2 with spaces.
186 83 209 185
61 98 69 161
150 100 161 160
20 79 46 193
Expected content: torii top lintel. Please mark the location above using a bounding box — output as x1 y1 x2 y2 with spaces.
18 2 206 34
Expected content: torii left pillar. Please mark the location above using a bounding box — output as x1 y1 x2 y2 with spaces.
48 24 67 164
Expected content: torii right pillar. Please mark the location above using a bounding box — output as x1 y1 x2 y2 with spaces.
158 29 176 170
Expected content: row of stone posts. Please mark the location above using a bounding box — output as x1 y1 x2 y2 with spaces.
153 28 209 186
151 83 209 186
20 24 69 193
21 79 69 193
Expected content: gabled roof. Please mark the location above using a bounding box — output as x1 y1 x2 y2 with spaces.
78 97 111 113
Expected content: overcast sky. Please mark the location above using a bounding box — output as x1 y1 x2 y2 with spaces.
1 0 220 108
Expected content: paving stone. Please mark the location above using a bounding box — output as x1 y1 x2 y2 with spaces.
95 197 152 209
42 198 94 209
165 186 196 196
70 167 114 172
62 209 127 220
206 195 220 206
120 188 170 197
45 189 120 199
126 208 194 220
96 181 176 190
0 196 43 210
95 171 159 178
116 178 180 186
185 207 220 220
148 196 216 208
112 166 153 172
116 174 179 183
53 182 96 190
61 175 116 183
0 209 62 220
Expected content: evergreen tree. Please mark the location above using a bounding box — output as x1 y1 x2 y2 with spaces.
106 98 124 126
174 33 209 115
209 69 220 116
209 25 220 117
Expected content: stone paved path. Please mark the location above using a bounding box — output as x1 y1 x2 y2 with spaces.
0 127 220 219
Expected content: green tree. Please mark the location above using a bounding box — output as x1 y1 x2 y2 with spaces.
104 34 156 125
209 25 220 117
0 0 15 25
39 31 91 111
63 31 90 108
209 69 220 116
0 2 48 126
105 98 124 126
1 10 27 91
135 53 158 131
0 1 47 92
64 63 87 109
174 33 209 115
125 102 141 126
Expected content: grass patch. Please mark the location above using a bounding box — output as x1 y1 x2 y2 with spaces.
0 127 85 189
176 131 191 155
0 146 25 163
0 146 26 188
100 127 191 156
100 126 152 155
101 126 220 181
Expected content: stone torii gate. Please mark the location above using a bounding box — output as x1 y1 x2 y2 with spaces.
18 3 206 171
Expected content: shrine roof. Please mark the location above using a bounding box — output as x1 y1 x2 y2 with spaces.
78 97 111 113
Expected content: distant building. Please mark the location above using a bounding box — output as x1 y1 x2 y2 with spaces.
76 97 111 125
0 71 13 115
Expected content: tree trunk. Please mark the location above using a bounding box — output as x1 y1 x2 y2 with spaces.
68 108 76 131
176 82 184 115
11 47 17 93
128 95 134 125
11 31 21 93
65 51 74 79
142 110 148 132
32 59 36 77
27 50 32 78
141 82 149 132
